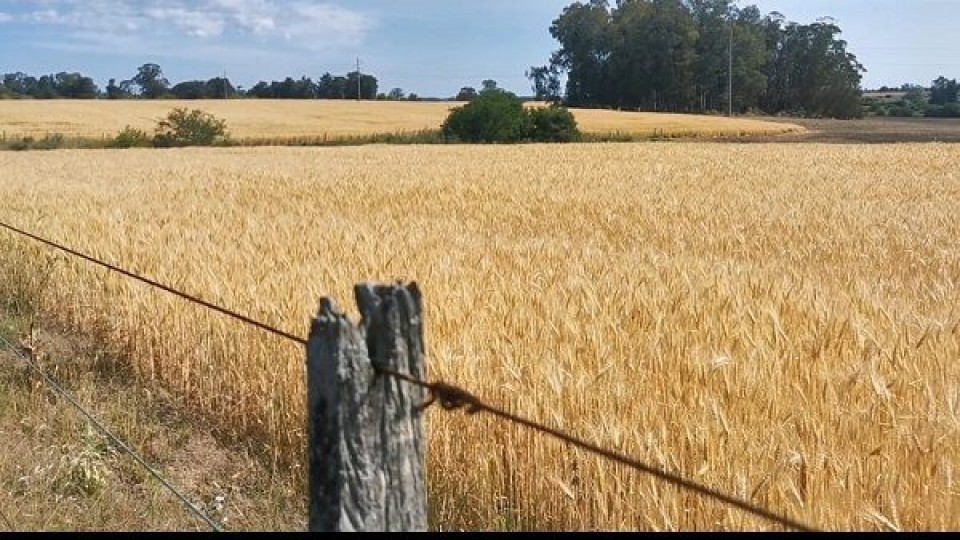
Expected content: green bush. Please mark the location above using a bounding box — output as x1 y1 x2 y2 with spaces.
34 133 66 150
525 106 581 142
7 134 68 151
442 88 529 143
112 126 152 148
442 88 581 144
925 103 960 118
153 108 228 147
887 103 917 118
8 136 35 151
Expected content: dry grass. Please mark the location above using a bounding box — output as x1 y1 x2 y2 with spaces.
0 99 802 141
0 312 306 531
0 143 958 531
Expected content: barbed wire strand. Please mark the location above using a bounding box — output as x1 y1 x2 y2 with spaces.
377 366 820 533
0 221 307 346
0 333 224 532
0 505 14 532
0 220 821 532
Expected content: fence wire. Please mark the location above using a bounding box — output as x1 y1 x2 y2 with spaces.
0 505 13 532
0 221 304 345
1 220 821 532
377 366 820 532
0 332 223 532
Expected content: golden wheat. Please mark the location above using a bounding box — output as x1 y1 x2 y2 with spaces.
0 99 802 140
0 143 958 531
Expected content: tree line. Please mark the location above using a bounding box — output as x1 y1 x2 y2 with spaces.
0 71 99 99
863 77 960 118
528 0 867 118
0 63 412 101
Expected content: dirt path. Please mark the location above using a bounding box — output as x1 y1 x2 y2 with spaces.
736 117 960 144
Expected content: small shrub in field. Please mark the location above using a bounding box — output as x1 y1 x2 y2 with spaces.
8 136 35 151
112 126 152 148
154 108 228 147
442 88 581 144
34 133 66 150
525 106 581 142
442 88 528 143
7 134 68 151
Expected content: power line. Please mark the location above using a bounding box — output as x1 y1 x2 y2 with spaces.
728 14 734 117
377 366 821 533
0 332 224 532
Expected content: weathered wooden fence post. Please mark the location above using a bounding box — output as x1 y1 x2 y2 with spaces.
307 282 428 532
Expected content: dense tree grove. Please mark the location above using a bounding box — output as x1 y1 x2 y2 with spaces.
529 0 867 118
0 64 379 101
170 77 236 99
247 71 378 99
0 71 99 99
930 77 959 106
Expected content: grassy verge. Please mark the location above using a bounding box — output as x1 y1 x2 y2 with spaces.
0 293 306 531
0 126 792 152
0 133 113 151
0 130 450 151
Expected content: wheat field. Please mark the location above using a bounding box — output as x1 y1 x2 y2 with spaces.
0 99 802 140
0 143 958 531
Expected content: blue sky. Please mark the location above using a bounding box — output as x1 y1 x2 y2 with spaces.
0 0 957 97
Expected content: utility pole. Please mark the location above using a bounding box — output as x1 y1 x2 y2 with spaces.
728 13 734 117
357 57 362 101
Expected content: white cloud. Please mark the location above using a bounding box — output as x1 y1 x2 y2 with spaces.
27 9 66 24
145 7 226 38
0 12 12 23
9 0 375 51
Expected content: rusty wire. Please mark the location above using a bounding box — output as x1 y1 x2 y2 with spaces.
0 221 307 346
2 219 820 532
376 366 820 533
